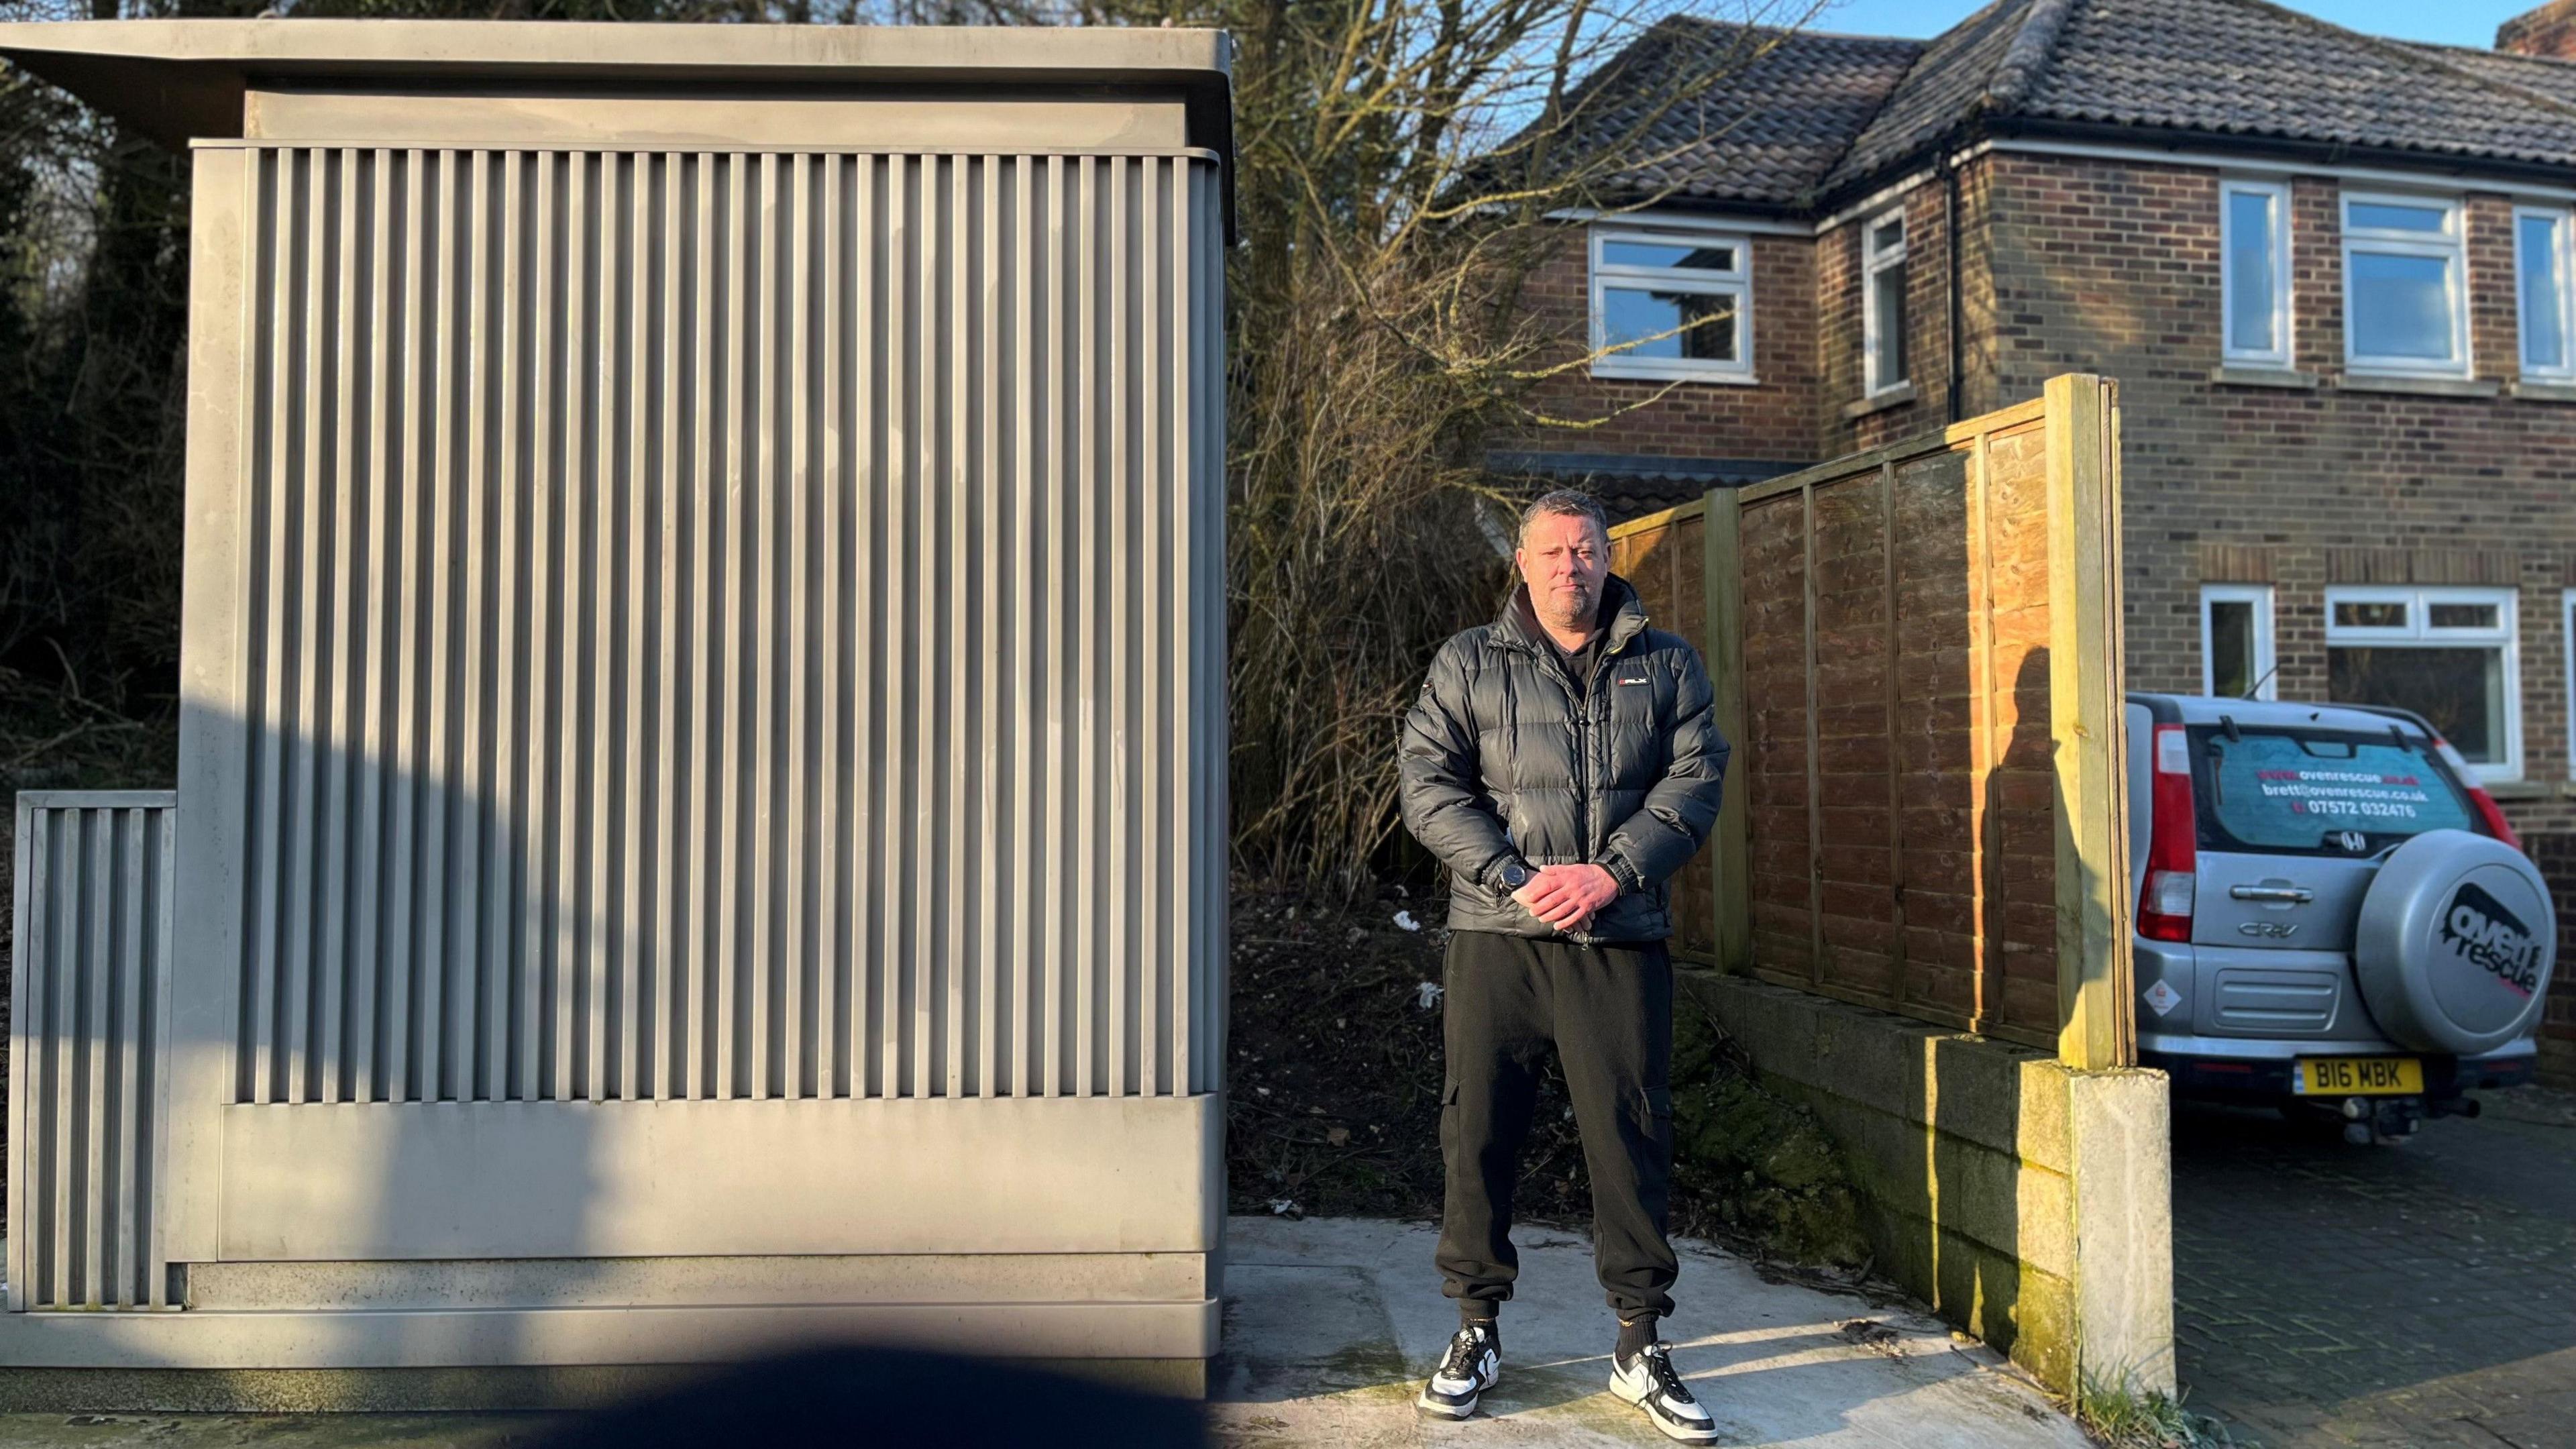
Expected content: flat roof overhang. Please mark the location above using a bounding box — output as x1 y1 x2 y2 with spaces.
0 19 1237 235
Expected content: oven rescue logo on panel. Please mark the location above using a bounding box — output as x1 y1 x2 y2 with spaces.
2439 882 2542 998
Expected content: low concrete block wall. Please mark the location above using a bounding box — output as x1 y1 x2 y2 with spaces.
1681 970 2172 1398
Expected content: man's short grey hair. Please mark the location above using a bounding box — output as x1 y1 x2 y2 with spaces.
1518 488 1609 547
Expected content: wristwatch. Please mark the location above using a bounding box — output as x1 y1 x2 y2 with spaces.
1493 858 1536 892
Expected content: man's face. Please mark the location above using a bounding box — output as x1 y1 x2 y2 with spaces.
1515 511 1609 631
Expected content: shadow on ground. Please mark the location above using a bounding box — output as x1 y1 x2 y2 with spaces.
1210 1214 2088 1448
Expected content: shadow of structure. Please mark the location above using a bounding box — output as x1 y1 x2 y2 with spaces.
4 139 1233 1409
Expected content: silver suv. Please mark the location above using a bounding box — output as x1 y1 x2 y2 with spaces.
2128 694 2558 1142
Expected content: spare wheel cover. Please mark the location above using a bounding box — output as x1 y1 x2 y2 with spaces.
2353 829 2556 1057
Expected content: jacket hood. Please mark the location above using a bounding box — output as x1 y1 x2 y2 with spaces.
1495 572 1651 656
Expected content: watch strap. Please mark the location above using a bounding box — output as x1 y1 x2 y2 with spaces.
1603 856 1644 894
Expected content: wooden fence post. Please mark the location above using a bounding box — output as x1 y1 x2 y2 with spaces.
1705 486 1752 974
2045 374 2135 1070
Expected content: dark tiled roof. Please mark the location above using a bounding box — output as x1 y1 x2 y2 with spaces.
2004 0 2576 171
1487 451 1805 522
1549 18 1919 207
2399 40 2576 111
1577 0 2576 212
1823 0 2056 191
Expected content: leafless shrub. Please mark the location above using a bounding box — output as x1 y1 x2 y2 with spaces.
1068 0 1817 896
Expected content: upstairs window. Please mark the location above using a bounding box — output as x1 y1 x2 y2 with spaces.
2325 586 2521 782
2516 206 2575 380
1588 229 1753 383
1862 209 1908 395
2341 193 2469 377
2221 179 2292 368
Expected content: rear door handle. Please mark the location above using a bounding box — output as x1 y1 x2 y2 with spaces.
2229 885 2314 904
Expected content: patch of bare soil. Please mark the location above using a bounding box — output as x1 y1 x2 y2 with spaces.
1227 883 1868 1269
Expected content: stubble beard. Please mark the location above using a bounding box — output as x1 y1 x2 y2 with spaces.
1537 580 1598 634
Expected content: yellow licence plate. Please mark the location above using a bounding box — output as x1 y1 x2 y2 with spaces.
2295 1057 2423 1096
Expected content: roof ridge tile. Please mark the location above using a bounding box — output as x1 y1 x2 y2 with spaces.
1982 0 2078 112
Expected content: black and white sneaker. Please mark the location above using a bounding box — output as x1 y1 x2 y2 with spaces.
1415 1321 1501 1419
1609 1341 1717 1443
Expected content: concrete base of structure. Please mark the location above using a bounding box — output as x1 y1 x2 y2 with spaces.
0 1356 1208 1413
0 1244 1218 1410
1679 969 2175 1399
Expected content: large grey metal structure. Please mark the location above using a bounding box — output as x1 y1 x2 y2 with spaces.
0 19 1231 1404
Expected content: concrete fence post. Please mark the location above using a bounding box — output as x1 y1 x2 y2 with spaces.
2045 373 2135 1072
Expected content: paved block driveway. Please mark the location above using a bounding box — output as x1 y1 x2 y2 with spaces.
2174 1087 2576 1448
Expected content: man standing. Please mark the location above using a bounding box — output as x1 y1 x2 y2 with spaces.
1397 489 1729 1442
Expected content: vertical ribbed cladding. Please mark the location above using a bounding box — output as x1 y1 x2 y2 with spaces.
7 796 176 1311
230 146 1224 1105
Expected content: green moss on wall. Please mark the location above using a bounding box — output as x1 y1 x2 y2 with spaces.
1668 1004 1870 1267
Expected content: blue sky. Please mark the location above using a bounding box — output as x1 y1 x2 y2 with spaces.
1806 0 2533 48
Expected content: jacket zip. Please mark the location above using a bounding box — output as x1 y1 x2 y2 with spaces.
1497 594 1647 945
1540 633 1615 945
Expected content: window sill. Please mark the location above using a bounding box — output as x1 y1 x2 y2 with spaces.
2508 379 2576 403
2482 779 2546 800
2334 373 2501 398
1589 366 1760 387
2208 366 2318 389
1842 382 1917 419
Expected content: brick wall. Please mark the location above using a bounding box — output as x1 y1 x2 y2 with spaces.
1815 167 1976 456
1513 226 1820 462
1982 152 2576 832
1515 164 1990 468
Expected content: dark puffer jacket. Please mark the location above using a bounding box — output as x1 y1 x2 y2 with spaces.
1399 574 1729 943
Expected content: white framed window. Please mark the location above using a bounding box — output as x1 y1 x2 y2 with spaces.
1862 208 1909 395
2221 179 2293 368
2341 192 2470 378
2516 206 2576 380
2324 585 2522 782
1587 228 1754 383
2202 584 2277 700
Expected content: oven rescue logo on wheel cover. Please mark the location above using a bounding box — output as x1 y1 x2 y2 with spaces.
2439 881 2542 998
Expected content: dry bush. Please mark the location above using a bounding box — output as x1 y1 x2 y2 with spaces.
1091 0 1822 896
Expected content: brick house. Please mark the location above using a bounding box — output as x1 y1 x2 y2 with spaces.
1509 0 2576 1083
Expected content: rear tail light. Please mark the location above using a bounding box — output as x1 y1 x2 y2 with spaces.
2139 724 2197 942
2430 736 2522 850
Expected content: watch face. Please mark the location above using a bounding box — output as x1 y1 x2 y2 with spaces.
1500 863 1532 890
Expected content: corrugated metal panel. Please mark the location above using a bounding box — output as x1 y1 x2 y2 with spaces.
233 146 1227 1106
7 793 177 1311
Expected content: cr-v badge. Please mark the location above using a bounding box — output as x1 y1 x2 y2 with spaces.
2239 920 2300 939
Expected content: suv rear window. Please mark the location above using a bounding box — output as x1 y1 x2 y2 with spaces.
2190 726 2479 854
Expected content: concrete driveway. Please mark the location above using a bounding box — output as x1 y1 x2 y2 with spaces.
1212 1215 2089 1448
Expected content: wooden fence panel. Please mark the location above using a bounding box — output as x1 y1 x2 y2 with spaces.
1608 502 1719 963
1608 377 2128 1058
1737 488 1811 983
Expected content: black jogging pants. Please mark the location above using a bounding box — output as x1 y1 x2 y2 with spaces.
1435 928 1677 1321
